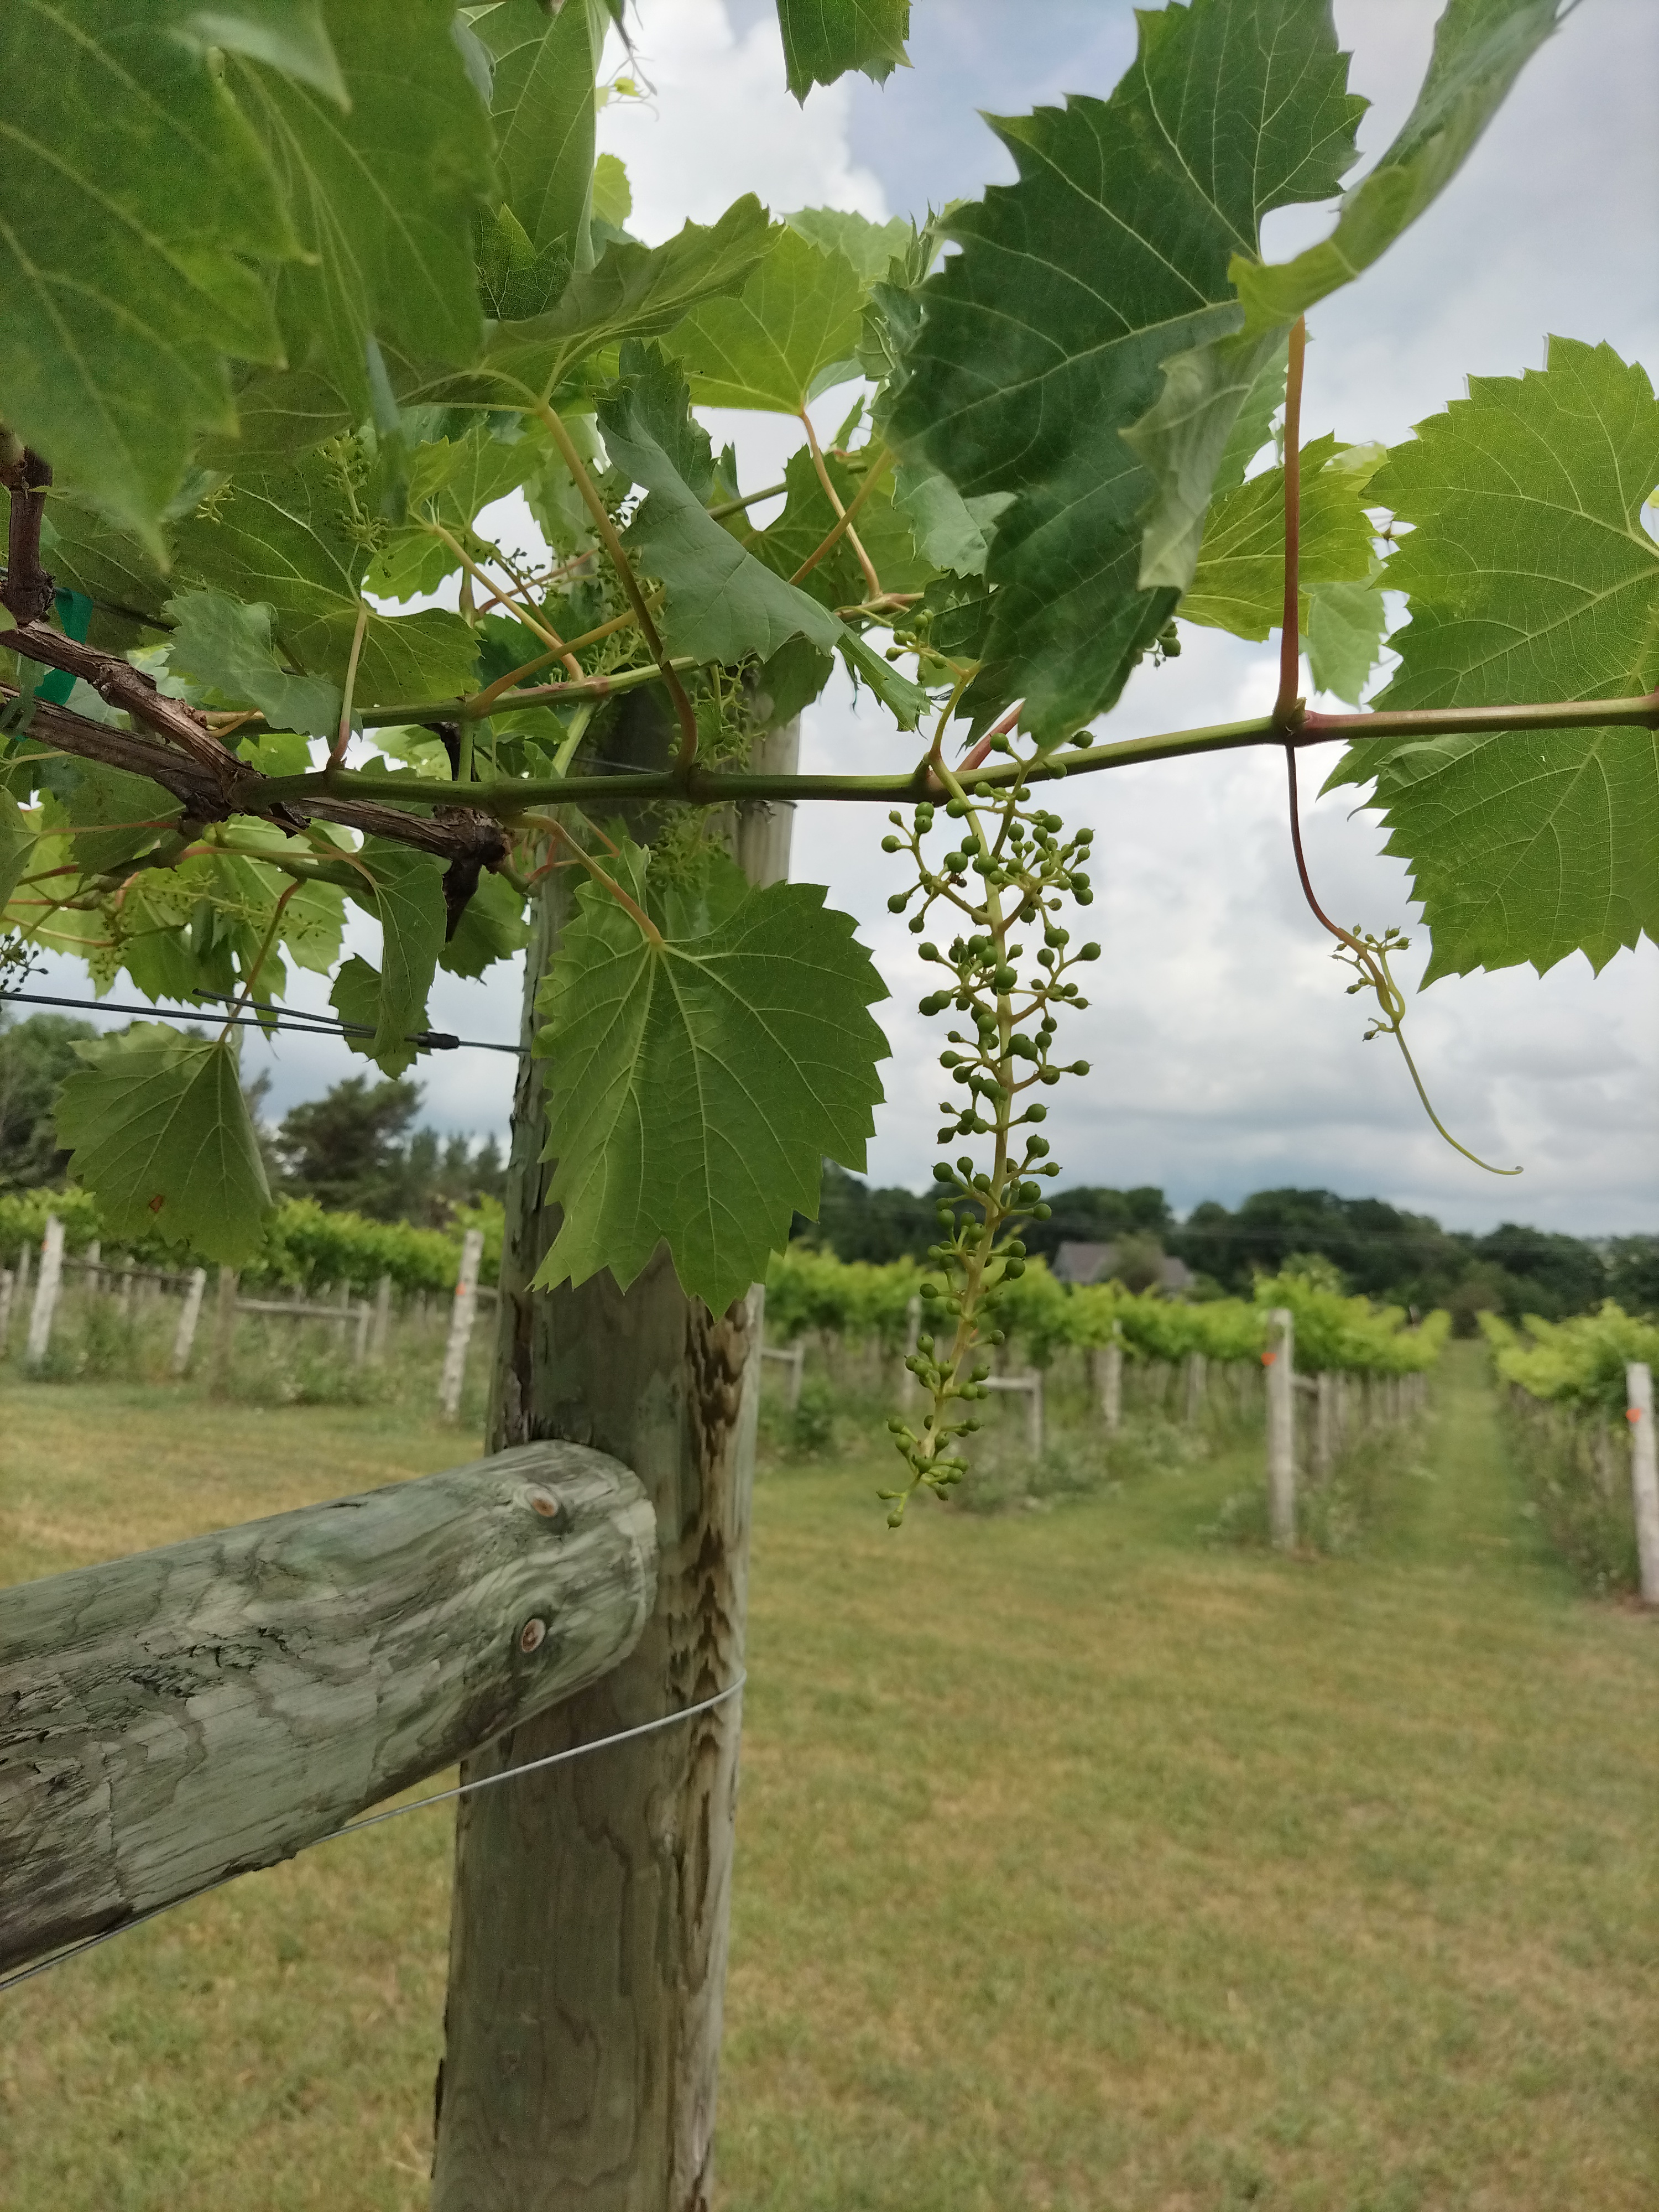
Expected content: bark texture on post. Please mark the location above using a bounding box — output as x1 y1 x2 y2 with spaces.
1627 1361 1659 1606
432 727 799 2212
0 1442 655 1975
1265 1308 1296 1550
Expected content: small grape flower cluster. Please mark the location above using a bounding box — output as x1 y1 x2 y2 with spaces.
876 747 1100 1523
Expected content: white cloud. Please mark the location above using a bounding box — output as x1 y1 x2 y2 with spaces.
596 0 889 239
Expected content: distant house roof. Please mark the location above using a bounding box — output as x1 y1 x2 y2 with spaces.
1052 1240 1194 1295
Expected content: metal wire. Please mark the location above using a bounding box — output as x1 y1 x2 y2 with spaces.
0 988 523 1056
0 1671 746 1998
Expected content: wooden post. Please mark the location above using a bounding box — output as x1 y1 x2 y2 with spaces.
0 1441 655 1977
118 1256 133 1314
0 1268 12 1355
786 1340 804 1412
1264 1307 1296 1550
1313 1371 1334 1481
1182 1350 1206 1424
210 1266 238 1398
432 720 798 2211
15 1239 30 1304
352 1298 373 1367
1627 1361 1659 1608
1100 1329 1123 1433
25 1214 65 1369
370 1272 394 1363
1026 1369 1044 1459
171 1267 207 1375
439 1230 485 1419
334 1277 352 1354
899 1292 922 1412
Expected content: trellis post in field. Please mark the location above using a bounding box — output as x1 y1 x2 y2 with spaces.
369 1272 393 1363
1313 1371 1335 1481
171 1268 207 1375
431 720 799 2211
1096 1326 1123 1433
1265 1307 1296 1550
438 1230 485 1420
0 1268 13 1355
25 1214 64 1370
1182 1350 1206 1425
1626 1362 1659 1607
210 1267 238 1399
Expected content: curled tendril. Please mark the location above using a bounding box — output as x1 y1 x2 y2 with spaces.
1284 746 1520 1177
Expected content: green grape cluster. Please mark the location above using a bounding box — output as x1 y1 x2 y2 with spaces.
875 748 1100 1522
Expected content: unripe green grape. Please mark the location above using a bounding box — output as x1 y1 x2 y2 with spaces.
1027 1135 1050 1156
1073 886 1094 905
886 891 908 912
881 833 902 852
1070 1059 1090 1076
1080 942 1100 960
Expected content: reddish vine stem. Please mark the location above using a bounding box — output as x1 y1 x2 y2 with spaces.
1276 316 1307 727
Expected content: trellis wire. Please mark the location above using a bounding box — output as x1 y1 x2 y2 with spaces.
0 1671 747 1999
0 987 523 1056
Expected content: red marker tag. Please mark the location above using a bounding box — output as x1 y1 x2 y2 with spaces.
1261 1352 1276 1366
1629 1408 1642 1424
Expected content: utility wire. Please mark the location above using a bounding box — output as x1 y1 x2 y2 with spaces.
0 1672 747 1999
0 988 523 1056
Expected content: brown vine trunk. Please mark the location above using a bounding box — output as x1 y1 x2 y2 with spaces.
430 727 798 2211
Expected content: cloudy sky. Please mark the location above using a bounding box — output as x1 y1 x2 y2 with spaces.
34 1 1658 1235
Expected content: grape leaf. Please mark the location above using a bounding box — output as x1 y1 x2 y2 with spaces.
749 446 926 609
228 0 493 427
169 452 477 707
893 466 1009 579
1131 1 1556 600
672 227 867 413
28 489 173 653
476 199 775 403
55 1023 274 1263
1324 338 1659 977
784 208 912 286
599 362 927 723
0 796 34 911
1232 0 1564 336
342 839 450 1066
366 424 549 602
165 588 342 734
890 0 1365 741
476 0 601 265
1306 566 1387 705
533 841 889 1313
59 761 181 878
440 868 531 979
330 953 421 1077
592 154 633 233
1180 436 1381 640
0 2 300 543
776 0 911 101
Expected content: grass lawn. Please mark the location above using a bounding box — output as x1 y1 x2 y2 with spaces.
2 1347 1654 2209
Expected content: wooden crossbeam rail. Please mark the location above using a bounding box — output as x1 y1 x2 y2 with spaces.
0 1441 656 1976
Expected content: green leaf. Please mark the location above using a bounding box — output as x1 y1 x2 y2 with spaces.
785 208 912 286
0 795 34 911
344 838 449 1065
169 452 477 707
27 488 174 653
776 0 911 101
599 358 927 724
164 588 342 734
174 3 348 101
55 1023 274 1263
1180 436 1381 641
477 199 775 403
591 154 633 233
0 1 297 544
1133 2 1557 599
61 763 182 878
892 465 1009 578
330 953 420 1077
533 840 889 1312
1232 0 1564 336
1306 566 1388 705
890 0 1365 741
749 446 927 611
228 0 494 429
366 423 550 601
440 868 531 979
476 0 601 263
1324 337 1659 977
672 226 867 413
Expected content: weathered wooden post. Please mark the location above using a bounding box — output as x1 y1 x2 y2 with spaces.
25 1214 64 1370
370 1272 394 1363
1264 1307 1296 1549
170 1267 207 1375
1182 1350 1205 1424
1097 1326 1123 1433
439 1230 485 1420
0 1269 12 1356
352 1298 373 1368
82 1237 101 1295
210 1266 238 1399
1626 1362 1659 1607
1313 1371 1335 1481
0 1441 656 1975
898 1292 922 1411
431 723 797 2211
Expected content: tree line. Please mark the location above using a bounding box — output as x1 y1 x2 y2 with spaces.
0 1013 504 1229
800 1165 1658 1327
